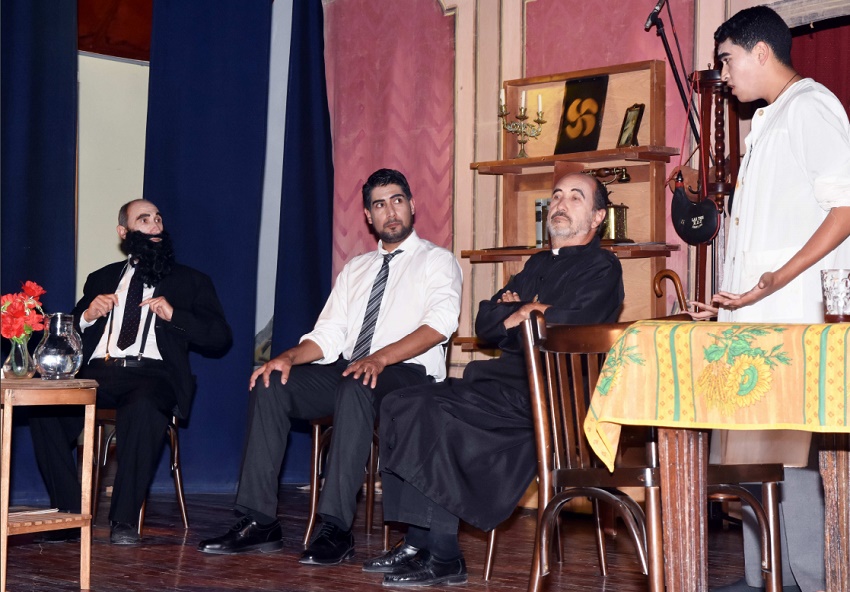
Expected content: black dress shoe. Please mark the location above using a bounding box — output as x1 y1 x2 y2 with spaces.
363 538 420 573
110 522 140 545
197 516 283 555
299 523 355 566
382 551 467 587
33 528 81 544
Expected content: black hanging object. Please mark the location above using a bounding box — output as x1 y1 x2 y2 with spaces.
671 171 721 245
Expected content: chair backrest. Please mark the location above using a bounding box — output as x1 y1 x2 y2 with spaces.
521 312 691 478
521 312 631 485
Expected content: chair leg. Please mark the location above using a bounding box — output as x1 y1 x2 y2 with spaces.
168 421 189 529
137 500 146 535
527 536 543 592
591 498 608 576
483 528 497 581
91 423 106 525
383 523 390 552
762 482 782 592
365 438 378 535
303 423 324 548
645 486 664 592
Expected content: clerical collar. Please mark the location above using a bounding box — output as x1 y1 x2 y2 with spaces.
550 235 601 257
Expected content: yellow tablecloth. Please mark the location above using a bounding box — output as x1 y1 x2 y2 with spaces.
585 320 850 471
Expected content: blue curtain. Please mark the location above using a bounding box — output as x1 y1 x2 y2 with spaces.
1 1 78 504
143 1 272 493
273 0 335 483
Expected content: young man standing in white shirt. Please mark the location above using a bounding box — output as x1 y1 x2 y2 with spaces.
693 7 850 591
198 168 463 567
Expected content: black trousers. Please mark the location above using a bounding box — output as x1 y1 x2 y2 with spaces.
28 362 177 525
381 471 459 535
234 359 429 529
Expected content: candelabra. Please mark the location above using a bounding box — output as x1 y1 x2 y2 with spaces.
499 102 546 159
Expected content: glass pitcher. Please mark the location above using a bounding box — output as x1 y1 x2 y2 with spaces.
34 313 84 380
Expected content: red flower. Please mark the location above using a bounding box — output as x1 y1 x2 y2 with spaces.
21 281 46 303
1 280 47 343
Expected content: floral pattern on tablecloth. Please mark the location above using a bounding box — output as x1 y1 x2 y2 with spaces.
586 320 850 472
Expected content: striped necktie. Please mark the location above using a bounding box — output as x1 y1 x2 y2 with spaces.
349 250 402 362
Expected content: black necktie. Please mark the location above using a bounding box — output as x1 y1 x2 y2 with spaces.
350 250 402 362
116 269 144 350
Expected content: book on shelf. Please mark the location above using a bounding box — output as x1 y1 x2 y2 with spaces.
9 507 60 516
535 198 550 248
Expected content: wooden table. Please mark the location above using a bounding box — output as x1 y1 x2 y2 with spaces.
1 378 97 592
585 321 850 591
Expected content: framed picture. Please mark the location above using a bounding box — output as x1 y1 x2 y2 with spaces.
554 75 609 155
617 103 645 148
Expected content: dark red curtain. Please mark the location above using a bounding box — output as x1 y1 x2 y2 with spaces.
792 16 850 112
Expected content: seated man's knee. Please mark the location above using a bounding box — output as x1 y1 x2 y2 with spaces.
249 372 295 414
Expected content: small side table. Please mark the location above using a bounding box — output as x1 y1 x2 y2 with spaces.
1 378 97 592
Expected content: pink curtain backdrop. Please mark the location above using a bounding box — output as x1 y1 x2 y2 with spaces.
526 0 696 279
324 0 455 274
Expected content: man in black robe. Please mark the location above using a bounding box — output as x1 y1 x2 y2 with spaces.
363 172 625 586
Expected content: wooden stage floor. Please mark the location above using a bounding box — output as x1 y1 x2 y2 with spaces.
5 485 746 591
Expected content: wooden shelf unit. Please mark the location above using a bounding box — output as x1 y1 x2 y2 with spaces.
2 379 96 591
468 60 678 321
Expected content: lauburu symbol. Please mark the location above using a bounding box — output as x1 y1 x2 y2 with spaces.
564 98 599 139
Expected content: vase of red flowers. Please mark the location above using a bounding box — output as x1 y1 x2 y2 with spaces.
1 281 46 379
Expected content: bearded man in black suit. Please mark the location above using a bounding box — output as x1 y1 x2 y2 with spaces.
29 199 231 545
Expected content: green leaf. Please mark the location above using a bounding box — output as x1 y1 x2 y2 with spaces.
704 344 726 362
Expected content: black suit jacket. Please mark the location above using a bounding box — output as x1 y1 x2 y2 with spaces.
72 261 232 419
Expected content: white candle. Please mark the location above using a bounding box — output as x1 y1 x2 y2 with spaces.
537 93 543 113
500 89 505 107
520 90 526 110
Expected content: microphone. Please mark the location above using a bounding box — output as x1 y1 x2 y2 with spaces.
644 0 667 31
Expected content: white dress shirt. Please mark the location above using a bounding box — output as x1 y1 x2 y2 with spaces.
80 260 164 360
720 79 850 323
301 230 462 380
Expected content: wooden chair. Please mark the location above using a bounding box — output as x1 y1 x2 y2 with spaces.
302 416 390 550
90 409 188 535
520 312 784 592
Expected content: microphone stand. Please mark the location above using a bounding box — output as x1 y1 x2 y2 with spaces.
646 11 700 143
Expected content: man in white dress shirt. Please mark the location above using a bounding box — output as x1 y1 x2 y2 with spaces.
198 169 463 567
693 7 850 591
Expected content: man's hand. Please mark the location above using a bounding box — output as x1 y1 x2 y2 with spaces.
83 294 120 322
503 302 551 329
342 353 388 388
687 300 718 321
712 271 777 311
249 354 295 390
141 296 174 322
498 290 522 303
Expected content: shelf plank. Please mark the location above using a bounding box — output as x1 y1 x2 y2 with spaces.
7 511 91 534
470 146 678 175
452 337 499 353
461 243 680 263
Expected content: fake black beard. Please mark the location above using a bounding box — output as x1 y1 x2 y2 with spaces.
120 230 176 287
